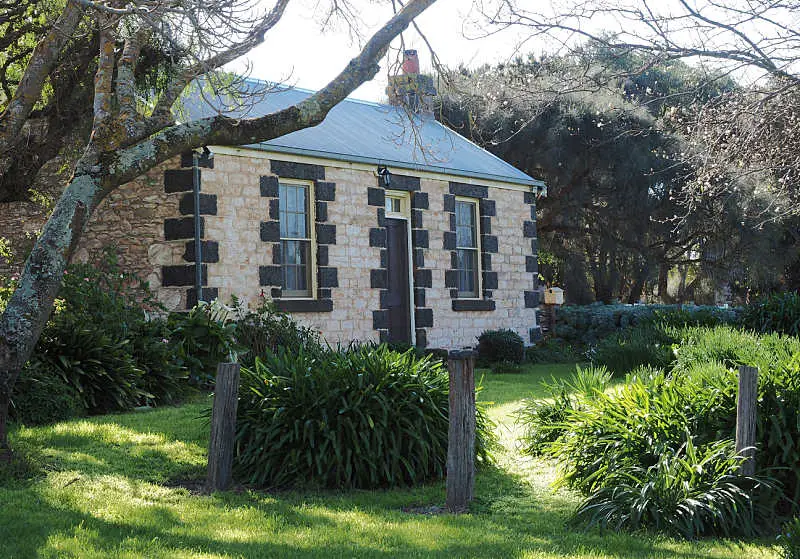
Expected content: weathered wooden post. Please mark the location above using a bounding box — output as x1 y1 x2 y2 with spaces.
446 349 476 513
736 365 759 476
206 362 240 492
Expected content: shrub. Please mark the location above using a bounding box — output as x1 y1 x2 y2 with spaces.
36 315 145 414
235 345 496 489
477 329 524 364
574 438 776 539
234 300 322 366
592 327 676 374
779 517 800 559
168 300 240 385
554 303 739 347
129 318 189 406
524 340 578 364
10 359 85 425
741 292 800 337
517 365 611 456
517 329 800 535
58 248 162 341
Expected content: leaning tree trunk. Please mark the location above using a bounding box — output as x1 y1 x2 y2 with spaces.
0 160 101 455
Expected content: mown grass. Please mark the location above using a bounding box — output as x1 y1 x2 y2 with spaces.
0 363 779 558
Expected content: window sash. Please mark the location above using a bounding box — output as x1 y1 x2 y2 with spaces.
455 199 481 298
279 182 313 298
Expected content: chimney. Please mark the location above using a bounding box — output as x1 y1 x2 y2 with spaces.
387 49 436 113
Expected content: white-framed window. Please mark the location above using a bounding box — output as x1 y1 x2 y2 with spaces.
385 192 410 218
455 197 481 298
279 180 316 298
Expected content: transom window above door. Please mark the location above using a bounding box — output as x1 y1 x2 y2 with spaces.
385 193 409 218
279 181 315 298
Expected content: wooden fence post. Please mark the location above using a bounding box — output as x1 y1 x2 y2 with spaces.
736 365 759 476
206 362 240 492
446 349 476 513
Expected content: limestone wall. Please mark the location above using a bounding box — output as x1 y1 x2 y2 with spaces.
1 148 539 349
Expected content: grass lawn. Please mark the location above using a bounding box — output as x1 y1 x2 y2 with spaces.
0 363 780 558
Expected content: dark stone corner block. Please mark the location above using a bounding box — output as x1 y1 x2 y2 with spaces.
373 310 390 330
179 193 217 216
164 169 194 193
318 267 339 288
259 266 282 286
367 187 385 207
260 221 281 242
162 264 207 287
370 269 387 289
186 287 219 309
415 308 434 328
182 240 219 263
524 290 541 308
180 151 214 169
412 191 429 210
369 228 387 248
412 229 429 249
414 269 432 289
523 220 537 238
164 217 203 241
315 181 336 202
260 175 279 197
316 223 337 245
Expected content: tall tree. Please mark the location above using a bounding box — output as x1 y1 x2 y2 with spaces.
0 0 437 455
476 0 800 204
440 53 794 303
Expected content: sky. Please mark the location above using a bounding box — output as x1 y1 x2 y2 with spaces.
229 0 535 102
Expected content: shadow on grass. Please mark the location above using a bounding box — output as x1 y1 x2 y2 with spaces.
0 388 775 558
0 462 763 559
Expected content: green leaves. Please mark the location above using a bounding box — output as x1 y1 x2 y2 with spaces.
234 345 497 490
518 325 800 537
477 329 525 365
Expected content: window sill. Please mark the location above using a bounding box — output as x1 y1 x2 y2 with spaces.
452 299 495 312
273 299 333 313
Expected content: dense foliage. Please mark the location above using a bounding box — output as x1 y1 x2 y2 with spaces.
592 327 676 374
9 251 192 421
235 345 496 489
477 329 525 365
781 517 800 559
555 303 739 346
9 358 84 425
519 326 800 537
740 292 800 337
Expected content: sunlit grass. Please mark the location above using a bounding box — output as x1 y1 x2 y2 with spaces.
0 363 780 558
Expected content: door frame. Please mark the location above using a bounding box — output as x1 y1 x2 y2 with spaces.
384 190 416 343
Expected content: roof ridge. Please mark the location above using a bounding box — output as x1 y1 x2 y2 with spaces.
242 76 386 108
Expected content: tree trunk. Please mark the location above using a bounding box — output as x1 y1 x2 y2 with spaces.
0 164 101 450
658 261 670 303
628 260 649 304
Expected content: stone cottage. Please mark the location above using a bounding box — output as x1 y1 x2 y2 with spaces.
3 56 544 350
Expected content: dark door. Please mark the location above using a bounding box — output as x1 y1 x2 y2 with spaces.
385 218 411 344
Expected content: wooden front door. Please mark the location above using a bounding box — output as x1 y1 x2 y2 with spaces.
385 218 411 344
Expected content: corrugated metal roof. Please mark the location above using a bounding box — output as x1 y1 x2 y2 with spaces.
185 81 542 187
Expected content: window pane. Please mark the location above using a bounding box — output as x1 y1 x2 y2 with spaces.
455 201 477 248
281 240 311 295
456 248 478 297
